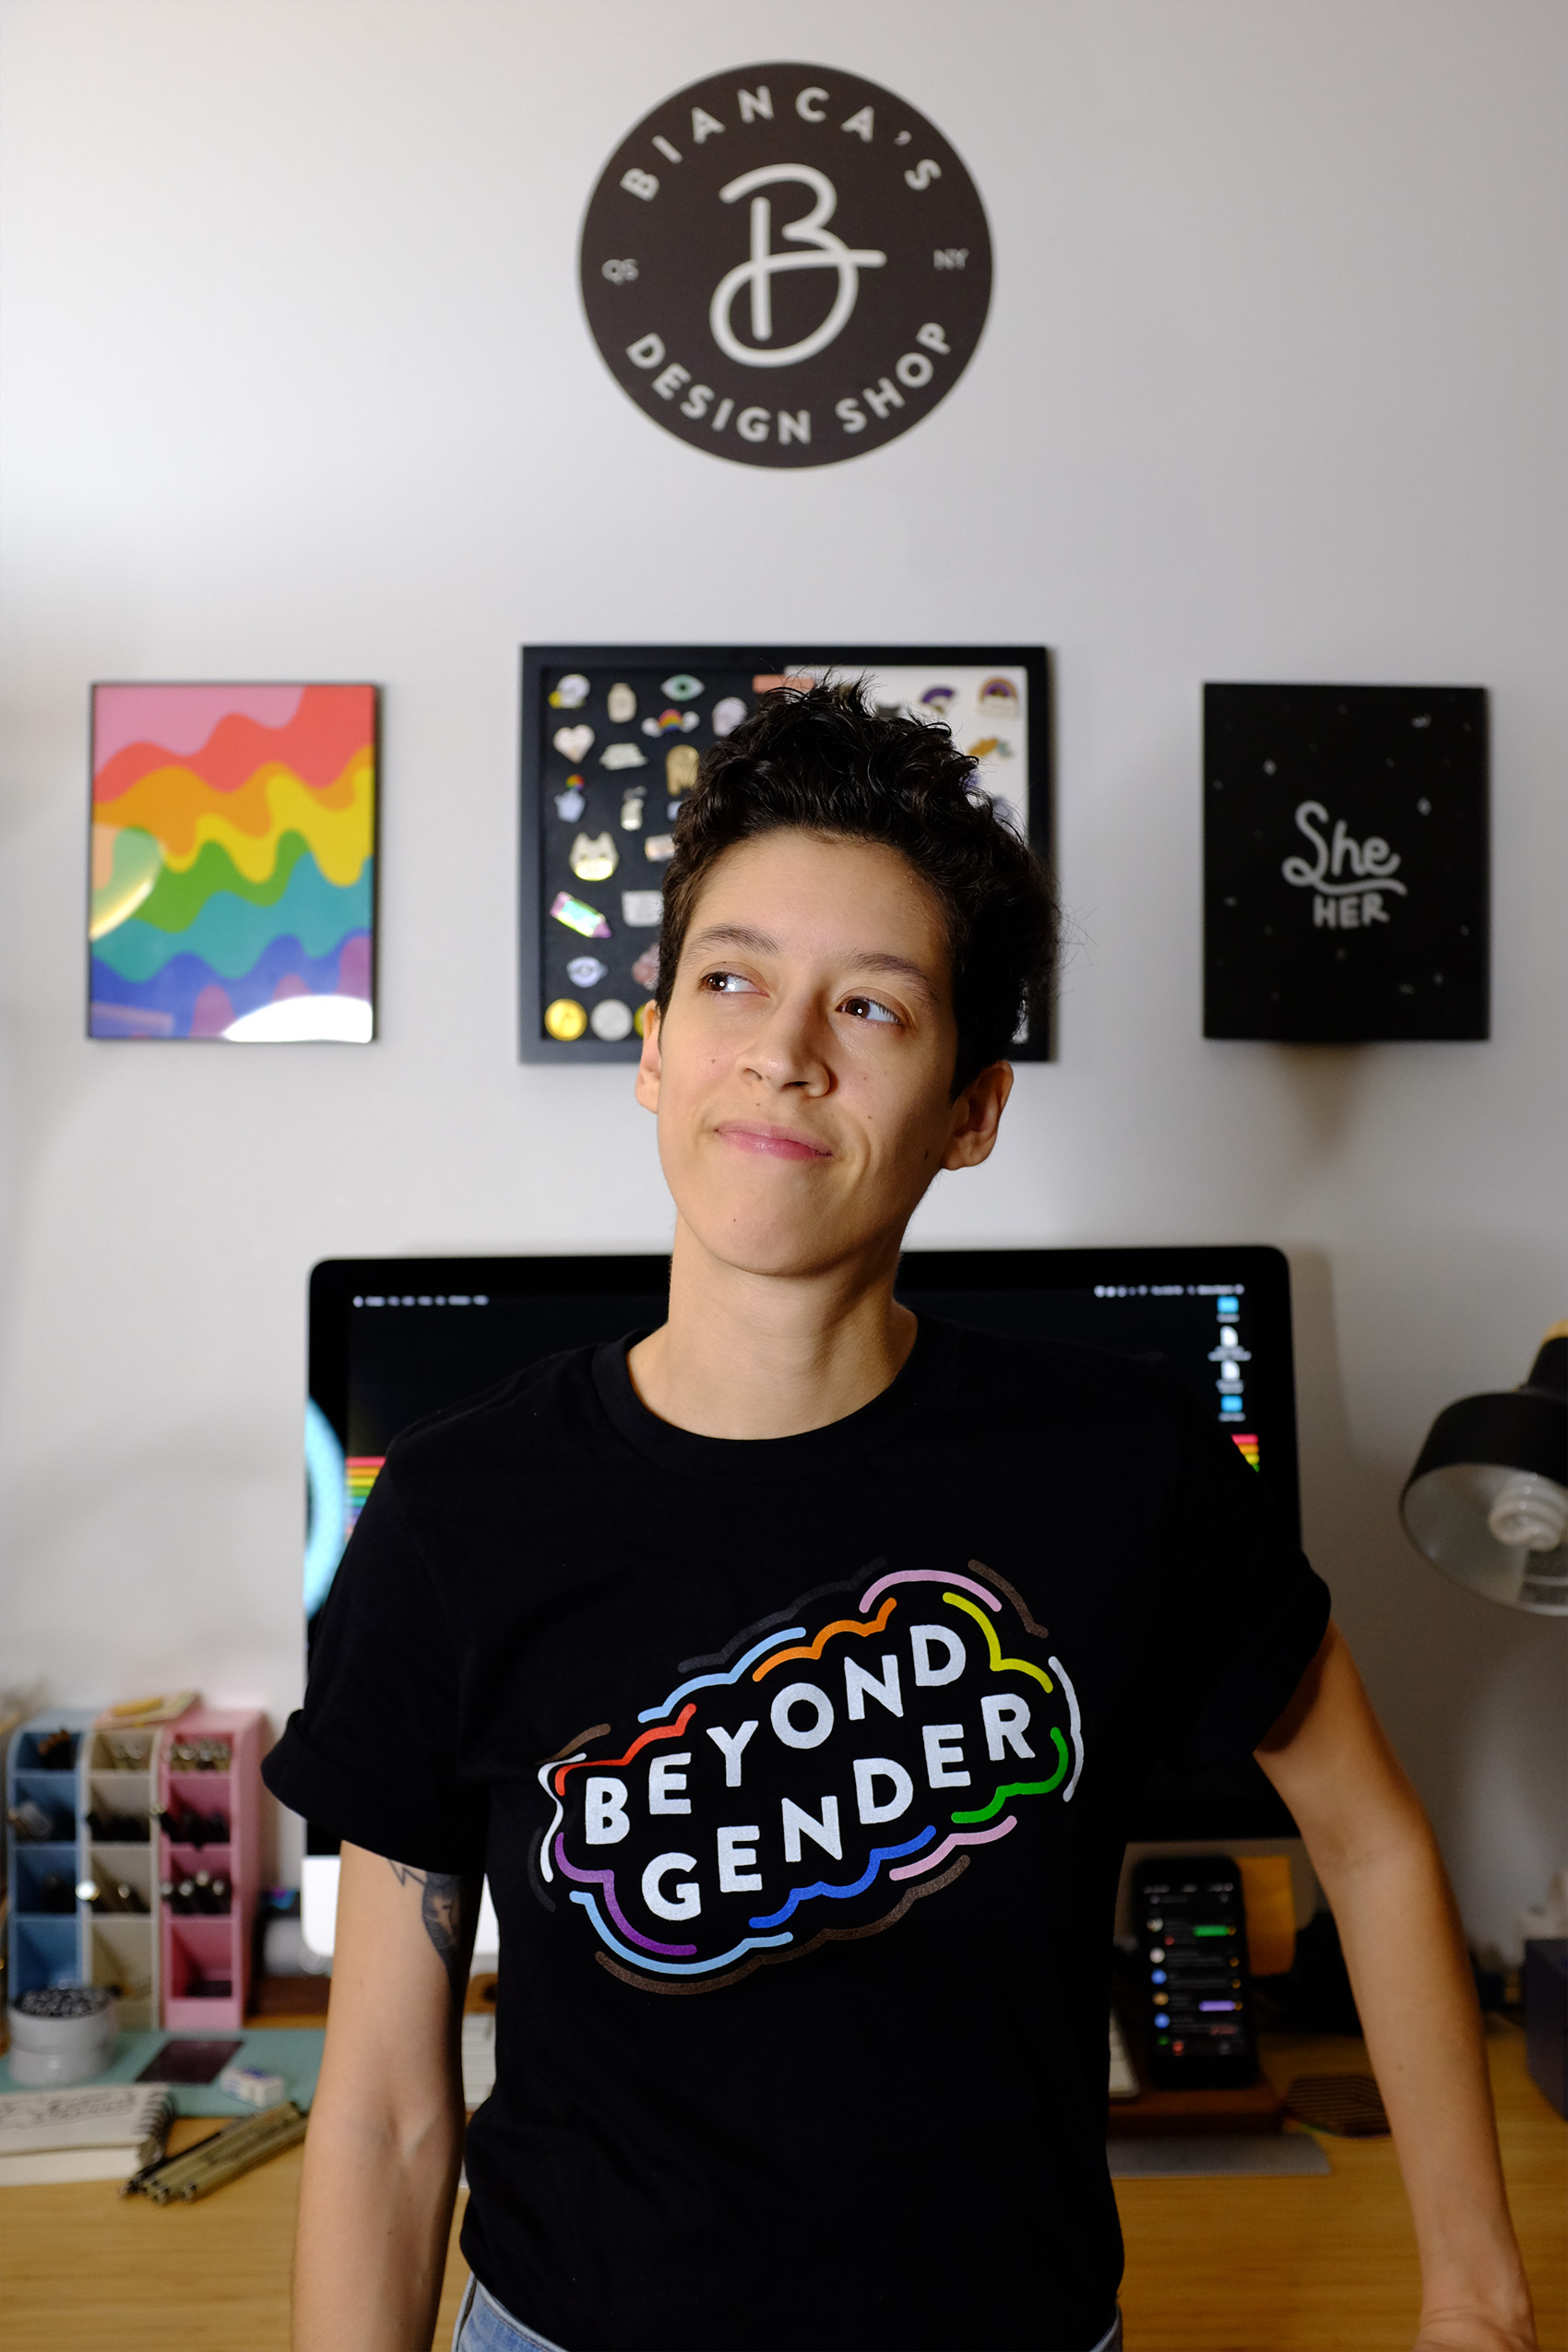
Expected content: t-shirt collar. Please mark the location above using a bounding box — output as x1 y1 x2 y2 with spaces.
590 1313 953 1479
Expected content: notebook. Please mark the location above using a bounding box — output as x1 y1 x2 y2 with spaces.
0 2083 174 2185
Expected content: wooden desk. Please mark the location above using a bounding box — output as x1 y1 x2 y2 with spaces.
1116 2024 1566 2351
1 2021 1561 2350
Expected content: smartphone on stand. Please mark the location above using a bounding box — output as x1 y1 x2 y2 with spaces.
1133 1854 1257 2090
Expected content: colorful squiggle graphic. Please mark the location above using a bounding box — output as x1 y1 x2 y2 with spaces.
944 1591 1055 1693
951 1740 1070 1823
747 1824 936 1929
1048 1656 1086 1803
548 1561 1084 1993
89 683 375 1040
554 1705 697 1788
860 1566 1000 1615
567 1889 793 1978
554 1835 699 1957
751 1598 897 1679
536 1757 576 1882
888 1812 1017 1882
637 1634 806 1724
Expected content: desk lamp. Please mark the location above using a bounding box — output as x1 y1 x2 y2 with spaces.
1400 1324 1568 1615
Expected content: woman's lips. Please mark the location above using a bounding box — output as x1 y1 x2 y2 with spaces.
714 1121 832 1161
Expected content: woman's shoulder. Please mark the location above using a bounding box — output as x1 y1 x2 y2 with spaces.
933 1312 1189 1419
386 1342 606 1481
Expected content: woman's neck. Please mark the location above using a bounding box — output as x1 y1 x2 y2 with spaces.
626 1219 916 1439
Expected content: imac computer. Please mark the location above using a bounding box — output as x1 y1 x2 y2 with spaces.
299 1247 1301 1953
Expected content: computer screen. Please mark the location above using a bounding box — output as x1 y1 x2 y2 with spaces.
304 1246 1300 1840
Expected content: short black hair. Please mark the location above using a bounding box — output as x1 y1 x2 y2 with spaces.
655 680 1057 1090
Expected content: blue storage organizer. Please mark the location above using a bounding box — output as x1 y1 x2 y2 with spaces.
6 1707 94 2002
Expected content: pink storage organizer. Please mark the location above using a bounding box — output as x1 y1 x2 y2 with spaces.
155 1705 265 2031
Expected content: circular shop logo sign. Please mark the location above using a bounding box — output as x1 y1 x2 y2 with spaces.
580 63 992 469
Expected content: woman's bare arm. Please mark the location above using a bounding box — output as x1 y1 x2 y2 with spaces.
292 1841 481 2352
1256 1623 1536 2352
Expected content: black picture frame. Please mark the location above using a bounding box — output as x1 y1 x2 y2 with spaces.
1204 682 1489 1043
519 645 1052 1063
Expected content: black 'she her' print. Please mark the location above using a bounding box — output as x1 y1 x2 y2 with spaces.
1204 683 1488 1042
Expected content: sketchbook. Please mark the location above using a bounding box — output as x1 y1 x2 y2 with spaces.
0 2083 173 2185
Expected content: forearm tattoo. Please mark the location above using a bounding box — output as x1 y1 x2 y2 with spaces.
386 1860 465 1994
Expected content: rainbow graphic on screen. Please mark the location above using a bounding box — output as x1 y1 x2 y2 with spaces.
1231 1432 1260 1470
345 1456 386 1539
89 683 375 1040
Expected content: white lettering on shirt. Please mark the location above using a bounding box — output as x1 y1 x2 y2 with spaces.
910 1626 965 1686
981 1693 1036 1761
706 1720 758 1787
770 1681 834 1748
853 1755 914 1824
585 1776 630 1844
717 1824 762 1892
844 1652 902 1720
648 1752 692 1814
642 1853 701 1919
922 1723 970 1788
781 1794 842 1864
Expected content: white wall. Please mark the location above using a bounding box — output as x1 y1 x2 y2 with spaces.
1 0 1562 1946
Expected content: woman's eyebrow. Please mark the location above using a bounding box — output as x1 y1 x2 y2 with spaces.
684 922 778 957
839 950 942 1007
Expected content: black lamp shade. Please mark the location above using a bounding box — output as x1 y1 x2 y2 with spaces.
1401 1336 1568 1615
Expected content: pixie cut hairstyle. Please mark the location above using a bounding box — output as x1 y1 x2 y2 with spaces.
655 681 1058 1089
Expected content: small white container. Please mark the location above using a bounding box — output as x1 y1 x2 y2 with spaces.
6 1993 119 2086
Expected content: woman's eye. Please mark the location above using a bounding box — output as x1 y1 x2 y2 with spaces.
840 994 902 1027
700 969 760 995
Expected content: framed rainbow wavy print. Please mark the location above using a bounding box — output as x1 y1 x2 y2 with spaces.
88 683 378 1042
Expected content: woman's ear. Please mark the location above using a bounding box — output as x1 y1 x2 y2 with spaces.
941 1060 1014 1170
634 1003 662 1112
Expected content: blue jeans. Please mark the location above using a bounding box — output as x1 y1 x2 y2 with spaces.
453 2275 1123 2352
452 2276 567 2351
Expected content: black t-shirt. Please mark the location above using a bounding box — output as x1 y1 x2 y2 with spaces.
265 1319 1329 2352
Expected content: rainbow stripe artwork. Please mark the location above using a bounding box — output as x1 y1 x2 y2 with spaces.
89 683 376 1041
1231 1432 1261 1470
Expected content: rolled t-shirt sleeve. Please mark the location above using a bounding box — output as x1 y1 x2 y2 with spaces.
1151 1380 1332 1773
263 1451 488 1873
